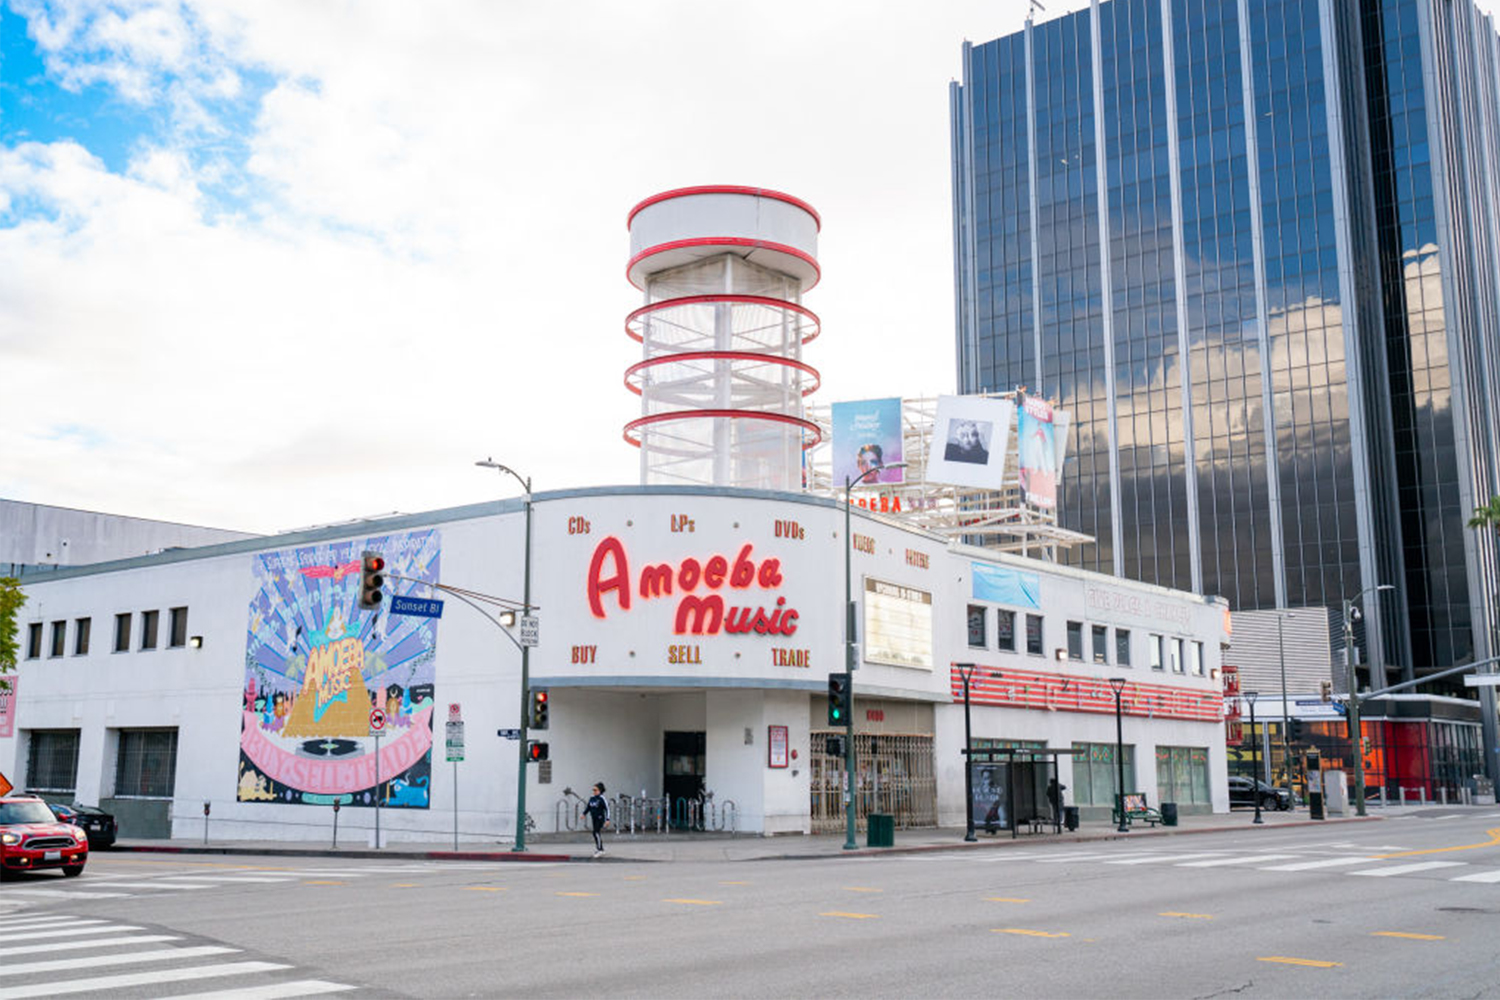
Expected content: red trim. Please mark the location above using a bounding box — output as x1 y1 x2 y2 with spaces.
623 352 822 397
624 294 821 346
627 238 821 291
947 664 1223 723
622 409 822 449
627 186 821 231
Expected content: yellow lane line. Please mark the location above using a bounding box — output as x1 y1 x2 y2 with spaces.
557 891 600 897
664 898 723 906
1376 828 1500 859
1160 912 1214 920
464 887 507 892
821 911 879 919
304 880 344 886
843 887 883 893
992 928 1069 938
391 883 418 888
718 880 749 885
1373 932 1445 941
985 897 1031 903
1257 957 1342 968
624 875 648 881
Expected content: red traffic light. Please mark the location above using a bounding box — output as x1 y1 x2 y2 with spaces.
366 555 385 572
535 691 548 704
527 740 549 762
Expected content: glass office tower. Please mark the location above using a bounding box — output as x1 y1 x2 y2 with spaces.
952 0 1500 691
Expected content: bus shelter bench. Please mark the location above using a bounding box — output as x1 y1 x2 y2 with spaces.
1112 794 1161 828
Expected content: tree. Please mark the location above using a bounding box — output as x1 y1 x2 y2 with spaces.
0 576 21 693
1468 495 1500 530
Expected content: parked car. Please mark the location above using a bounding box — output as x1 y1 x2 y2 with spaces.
1228 776 1292 811
49 803 117 849
0 796 89 879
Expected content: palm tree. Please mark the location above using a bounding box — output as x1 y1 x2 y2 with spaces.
1469 495 1500 530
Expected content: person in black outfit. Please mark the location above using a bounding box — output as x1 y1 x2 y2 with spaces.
584 782 610 857
1047 777 1066 822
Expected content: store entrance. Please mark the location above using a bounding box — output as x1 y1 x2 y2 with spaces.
663 731 706 828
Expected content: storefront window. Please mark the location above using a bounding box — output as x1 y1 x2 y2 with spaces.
1072 742 1135 806
1156 745 1210 805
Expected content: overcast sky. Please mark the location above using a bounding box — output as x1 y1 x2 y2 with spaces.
5 1 1498 536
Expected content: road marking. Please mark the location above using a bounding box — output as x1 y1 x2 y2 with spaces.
1033 853 1129 863
303 880 346 886
1177 855 1299 867
0 960 291 999
0 925 145 943
1349 861 1466 877
391 883 419 888
0 915 94 929
87 881 211 890
624 875 648 881
663 899 722 906
171 981 354 999
0 935 180 958
1107 854 1224 865
1450 869 1500 883
0 888 132 900
463 887 507 892
992 928 1069 938
160 876 296 884
556 891 599 897
0 944 237 978
1375 827 1500 859
1372 932 1445 941
843 886 883 893
985 897 1031 903
1257 956 1342 968
1260 857 1375 871
1159 912 1213 920
820 912 878 919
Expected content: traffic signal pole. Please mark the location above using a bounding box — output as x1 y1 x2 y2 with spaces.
513 481 533 851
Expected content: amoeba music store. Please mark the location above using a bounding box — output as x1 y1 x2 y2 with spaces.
3 486 1231 843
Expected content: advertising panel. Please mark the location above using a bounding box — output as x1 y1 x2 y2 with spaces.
831 398 905 487
0 674 13 739
973 762 1010 832
863 578 933 670
239 529 441 809
927 395 1015 490
971 562 1041 609
1017 394 1058 508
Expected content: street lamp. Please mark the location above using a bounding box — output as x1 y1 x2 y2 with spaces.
957 663 1001 842
1109 677 1127 833
1276 612 1292 797
1342 583 1395 818
843 461 907 850
1245 690 1262 825
477 458 534 852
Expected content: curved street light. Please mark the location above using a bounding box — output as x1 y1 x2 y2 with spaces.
1109 676 1128 833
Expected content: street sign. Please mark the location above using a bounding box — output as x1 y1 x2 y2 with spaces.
0 770 11 798
1464 674 1500 687
497 728 521 740
369 708 386 735
390 595 444 619
445 720 465 762
519 615 540 647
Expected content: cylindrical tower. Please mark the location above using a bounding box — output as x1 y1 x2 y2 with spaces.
624 185 822 489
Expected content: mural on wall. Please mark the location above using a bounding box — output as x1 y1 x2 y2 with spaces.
239 530 440 808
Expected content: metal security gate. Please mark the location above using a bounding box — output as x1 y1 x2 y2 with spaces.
810 732 936 833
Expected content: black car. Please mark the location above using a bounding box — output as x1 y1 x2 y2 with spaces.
49 803 117 848
1228 776 1292 811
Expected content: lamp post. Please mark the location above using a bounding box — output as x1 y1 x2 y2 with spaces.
1109 677 1127 833
957 663 1000 842
477 458 534 852
843 461 906 851
1342 584 1395 818
1245 690 1262 825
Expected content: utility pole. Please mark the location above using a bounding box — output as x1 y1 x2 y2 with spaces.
1343 585 1394 818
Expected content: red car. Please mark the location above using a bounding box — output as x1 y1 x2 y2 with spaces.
0 796 89 879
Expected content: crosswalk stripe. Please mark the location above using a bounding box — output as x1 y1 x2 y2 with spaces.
1349 861 1467 877
0 960 290 999
1177 855 1299 868
2 925 145 943
170 980 356 999
1260 857 1375 871
0 944 237 978
1450 869 1500 883
0 915 91 929
95 881 210 890
1106 854 1225 865
0 935 181 958
0 888 133 900
1034 853 1146 864
161 876 298 884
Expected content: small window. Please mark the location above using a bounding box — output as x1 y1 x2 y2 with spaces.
114 613 132 653
169 607 188 649
1116 628 1131 666
74 617 91 656
967 605 987 648
140 610 160 650
1190 640 1204 676
997 610 1017 652
1092 625 1108 664
26 623 42 660
1026 614 1044 655
1066 621 1084 661
1171 637 1185 673
25 730 81 794
49 621 66 658
1150 634 1164 671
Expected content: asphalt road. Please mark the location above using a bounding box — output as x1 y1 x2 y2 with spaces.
6 811 1500 998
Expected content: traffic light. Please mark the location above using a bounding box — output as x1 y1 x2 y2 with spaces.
1320 679 1333 703
527 740 549 762
529 688 549 730
1289 718 1305 741
827 672 851 726
826 734 846 757
358 551 386 610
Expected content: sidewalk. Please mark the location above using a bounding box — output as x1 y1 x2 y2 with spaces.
103 803 1453 864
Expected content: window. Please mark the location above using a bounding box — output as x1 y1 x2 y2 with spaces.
25 730 81 794
1092 625 1108 664
1156 746 1211 806
1116 628 1131 666
26 623 42 660
1066 621 1084 660
1026 614 1044 655
1149 634 1164 671
997 610 1016 652
114 613 131 653
140 610 160 650
1071 742 1136 807
1189 641 1204 676
967 605 987 648
49 621 66 658
169 607 188 648
114 728 179 798
1170 638 1185 673
74 617 91 656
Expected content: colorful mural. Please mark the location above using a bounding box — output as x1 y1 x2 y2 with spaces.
240 530 440 808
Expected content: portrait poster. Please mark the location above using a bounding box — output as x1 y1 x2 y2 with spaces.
1017 394 1058 508
768 725 789 769
0 674 14 739
240 529 441 809
972 762 1011 832
927 395 1014 490
831 398 905 487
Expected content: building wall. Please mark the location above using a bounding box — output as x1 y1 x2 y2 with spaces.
0 498 258 574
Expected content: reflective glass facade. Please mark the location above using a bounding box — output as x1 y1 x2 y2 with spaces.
952 0 1500 686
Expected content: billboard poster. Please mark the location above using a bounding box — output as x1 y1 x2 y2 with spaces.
971 562 1041 609
973 762 1010 832
240 529 441 809
927 394 1014 490
862 578 933 670
0 674 14 739
831 398 905 487
1017 394 1058 508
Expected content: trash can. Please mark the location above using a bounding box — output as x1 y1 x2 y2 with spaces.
1063 806 1079 832
1160 801 1178 827
866 814 895 848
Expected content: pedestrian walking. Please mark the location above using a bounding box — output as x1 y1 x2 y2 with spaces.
585 782 610 857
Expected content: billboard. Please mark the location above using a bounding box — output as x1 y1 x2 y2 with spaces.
927 395 1014 490
831 398 905 487
239 529 441 809
862 578 933 670
1017 394 1058 508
